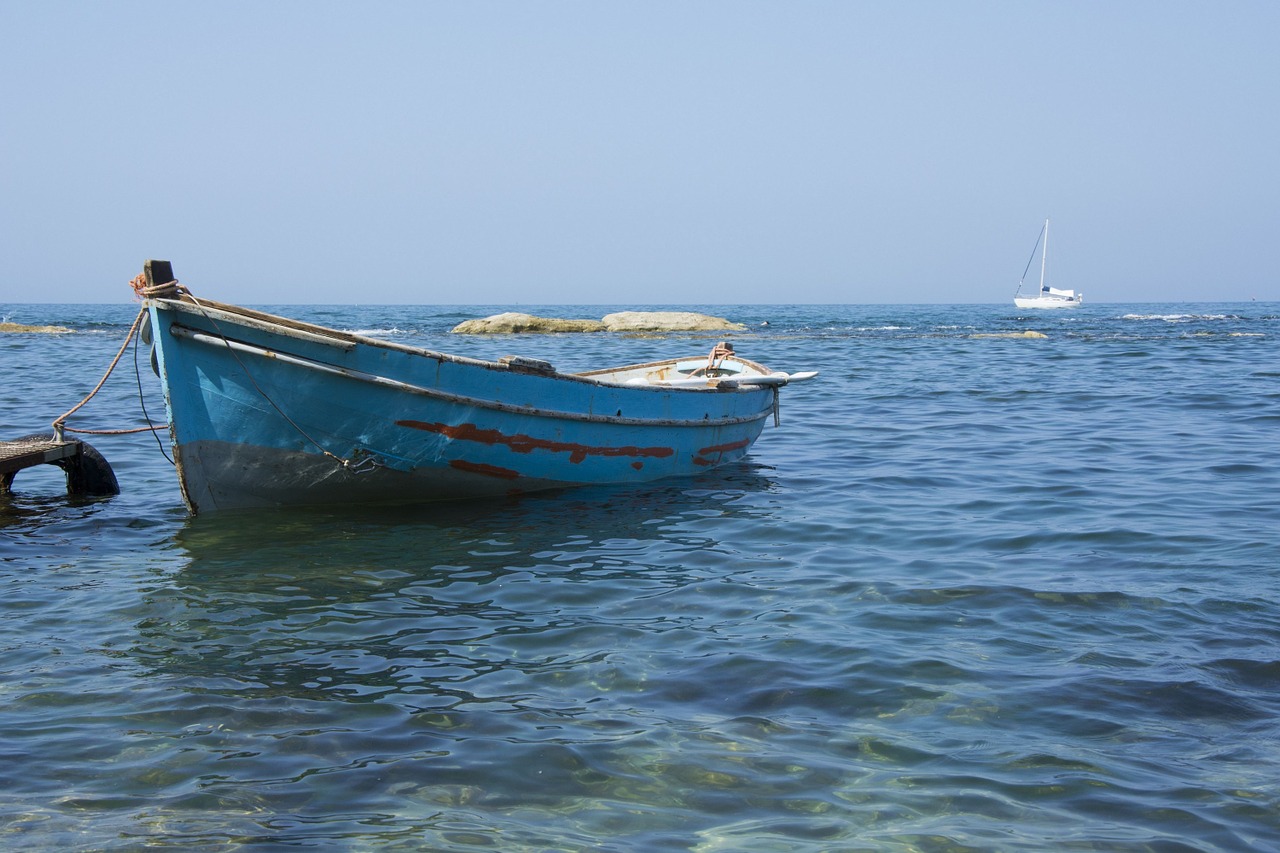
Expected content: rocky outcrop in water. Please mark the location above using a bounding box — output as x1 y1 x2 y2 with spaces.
450 313 606 334
452 311 745 334
0 322 73 334
970 330 1048 339
600 312 746 332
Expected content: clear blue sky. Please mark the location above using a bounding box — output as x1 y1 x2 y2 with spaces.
3 1 1277 304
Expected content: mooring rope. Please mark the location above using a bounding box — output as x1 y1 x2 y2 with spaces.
53 271 359 471
51 274 186 440
131 311 174 466
51 305 162 440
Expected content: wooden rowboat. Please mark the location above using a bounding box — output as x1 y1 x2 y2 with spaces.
139 261 816 513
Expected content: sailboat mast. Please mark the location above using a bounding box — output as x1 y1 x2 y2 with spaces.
1040 219 1049 292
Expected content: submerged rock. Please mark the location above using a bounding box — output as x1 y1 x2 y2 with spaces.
971 330 1048 339
451 310 744 334
0 322 73 334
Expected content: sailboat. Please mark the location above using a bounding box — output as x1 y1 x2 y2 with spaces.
1014 219 1082 309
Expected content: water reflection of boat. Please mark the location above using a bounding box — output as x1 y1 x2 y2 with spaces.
137 261 816 515
170 460 778 580
139 464 779 707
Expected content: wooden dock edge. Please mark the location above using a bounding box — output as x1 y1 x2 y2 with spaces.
1 436 121 497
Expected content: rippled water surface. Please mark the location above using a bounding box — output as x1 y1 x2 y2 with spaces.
3 301 1278 851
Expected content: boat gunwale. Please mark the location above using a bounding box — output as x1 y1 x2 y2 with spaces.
160 317 774 430
147 295 775 391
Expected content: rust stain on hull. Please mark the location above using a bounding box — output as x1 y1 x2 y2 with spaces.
449 459 521 480
398 420 675 465
694 437 752 466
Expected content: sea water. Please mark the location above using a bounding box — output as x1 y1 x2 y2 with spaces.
1 301 1278 851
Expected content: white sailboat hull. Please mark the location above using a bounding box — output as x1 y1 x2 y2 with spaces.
1014 294 1082 309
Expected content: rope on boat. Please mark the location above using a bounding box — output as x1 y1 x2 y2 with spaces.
38 271 363 476
706 341 735 372
1016 222 1046 296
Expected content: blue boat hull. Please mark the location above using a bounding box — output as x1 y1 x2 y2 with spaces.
145 296 786 513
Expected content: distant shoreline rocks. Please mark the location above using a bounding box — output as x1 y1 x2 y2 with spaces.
451 311 747 335
0 322 73 334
